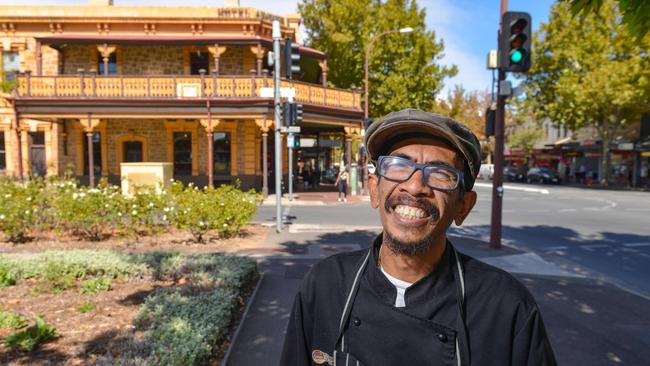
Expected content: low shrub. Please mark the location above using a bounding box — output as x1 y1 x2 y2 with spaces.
0 259 16 287
4 315 58 352
80 278 112 295
0 311 29 330
0 178 43 242
78 301 97 314
169 181 261 242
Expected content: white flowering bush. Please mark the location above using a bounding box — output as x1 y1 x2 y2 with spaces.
0 177 260 243
49 178 126 241
168 181 261 242
0 178 44 242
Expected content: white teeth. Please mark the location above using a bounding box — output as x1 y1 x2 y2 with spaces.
394 205 428 219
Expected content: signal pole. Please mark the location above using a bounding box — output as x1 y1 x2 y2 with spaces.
490 0 508 249
288 132 294 201
272 20 283 233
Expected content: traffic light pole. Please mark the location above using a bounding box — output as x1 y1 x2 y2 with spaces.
288 133 294 201
272 20 283 233
490 0 508 249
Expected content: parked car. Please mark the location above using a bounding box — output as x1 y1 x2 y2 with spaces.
504 166 526 182
477 164 494 180
526 167 560 184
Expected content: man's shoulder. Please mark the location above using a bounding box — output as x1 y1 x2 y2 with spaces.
458 251 537 306
300 248 369 292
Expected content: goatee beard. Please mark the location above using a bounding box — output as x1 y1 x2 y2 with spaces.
384 229 435 256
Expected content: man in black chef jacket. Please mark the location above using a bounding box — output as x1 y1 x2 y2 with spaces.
280 109 557 366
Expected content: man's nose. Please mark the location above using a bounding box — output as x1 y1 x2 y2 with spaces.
398 168 432 196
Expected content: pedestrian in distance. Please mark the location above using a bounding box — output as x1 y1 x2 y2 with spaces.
335 166 349 202
280 109 557 366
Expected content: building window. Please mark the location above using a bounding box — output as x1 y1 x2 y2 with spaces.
123 141 143 162
213 132 231 175
29 132 46 177
97 52 117 75
190 51 209 75
0 131 6 170
2 51 20 82
83 132 102 176
173 132 192 175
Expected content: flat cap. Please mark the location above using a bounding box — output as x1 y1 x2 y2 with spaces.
365 108 482 190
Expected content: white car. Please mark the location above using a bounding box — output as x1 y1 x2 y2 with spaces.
477 164 494 180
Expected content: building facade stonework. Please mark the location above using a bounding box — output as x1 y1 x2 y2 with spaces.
0 2 362 194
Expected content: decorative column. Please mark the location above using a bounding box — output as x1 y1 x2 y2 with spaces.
319 59 328 86
13 112 23 180
200 116 222 187
78 116 102 186
255 116 272 198
97 44 116 75
207 44 227 75
251 43 264 76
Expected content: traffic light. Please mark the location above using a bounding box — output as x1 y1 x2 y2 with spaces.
485 107 496 137
499 11 531 73
293 103 303 125
282 101 292 127
293 135 301 149
284 38 301 79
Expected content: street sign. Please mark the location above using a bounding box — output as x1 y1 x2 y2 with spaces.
260 87 296 98
281 126 301 133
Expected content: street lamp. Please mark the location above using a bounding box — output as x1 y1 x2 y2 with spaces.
362 26 414 193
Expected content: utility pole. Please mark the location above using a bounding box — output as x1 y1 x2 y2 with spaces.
490 0 508 249
288 132 294 201
272 20 283 233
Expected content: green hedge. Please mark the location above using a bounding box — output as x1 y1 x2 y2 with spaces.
0 177 262 243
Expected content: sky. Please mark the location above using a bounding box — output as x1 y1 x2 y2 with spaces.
1 0 556 95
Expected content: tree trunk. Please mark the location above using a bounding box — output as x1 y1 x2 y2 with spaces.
601 136 611 187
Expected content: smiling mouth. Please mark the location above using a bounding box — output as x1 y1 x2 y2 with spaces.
394 205 430 220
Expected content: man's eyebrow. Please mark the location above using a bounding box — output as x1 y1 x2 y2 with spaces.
390 152 413 160
388 153 456 168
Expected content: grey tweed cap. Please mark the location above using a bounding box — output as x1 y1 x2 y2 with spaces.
364 108 482 190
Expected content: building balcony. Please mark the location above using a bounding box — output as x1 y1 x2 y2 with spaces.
14 73 361 112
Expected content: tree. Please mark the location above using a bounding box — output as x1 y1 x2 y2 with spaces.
506 127 543 165
522 0 649 185
569 0 650 39
432 85 491 140
299 0 457 118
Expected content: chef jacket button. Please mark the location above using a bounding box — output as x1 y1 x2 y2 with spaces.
352 318 361 326
437 333 448 343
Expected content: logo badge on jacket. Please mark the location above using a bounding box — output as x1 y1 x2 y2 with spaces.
312 350 333 365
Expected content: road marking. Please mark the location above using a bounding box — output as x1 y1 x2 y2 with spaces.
544 246 568 251
288 224 382 234
623 242 650 247
558 208 577 212
473 182 550 195
624 208 650 212
527 209 551 213
581 244 609 251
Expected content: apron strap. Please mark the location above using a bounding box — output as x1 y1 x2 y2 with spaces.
336 247 372 352
450 244 471 366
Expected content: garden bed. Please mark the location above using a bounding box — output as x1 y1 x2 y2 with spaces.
0 249 260 365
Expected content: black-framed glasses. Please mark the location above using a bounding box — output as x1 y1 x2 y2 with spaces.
377 155 464 191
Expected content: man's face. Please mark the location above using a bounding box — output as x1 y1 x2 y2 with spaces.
368 138 477 255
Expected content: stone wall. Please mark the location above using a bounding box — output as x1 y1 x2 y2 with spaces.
220 46 256 75
62 45 94 74
122 46 185 75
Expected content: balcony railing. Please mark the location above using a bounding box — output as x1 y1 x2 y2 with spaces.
15 73 361 111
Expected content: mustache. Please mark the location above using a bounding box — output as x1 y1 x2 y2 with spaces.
384 195 440 221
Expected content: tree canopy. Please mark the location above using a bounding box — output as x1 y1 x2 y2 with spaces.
299 0 456 118
522 0 649 185
569 0 650 39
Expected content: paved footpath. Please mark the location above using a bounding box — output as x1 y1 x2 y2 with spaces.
225 196 650 366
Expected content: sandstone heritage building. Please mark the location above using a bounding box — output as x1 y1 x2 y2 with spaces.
0 0 363 195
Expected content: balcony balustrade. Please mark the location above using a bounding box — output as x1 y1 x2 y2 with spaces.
15 72 361 111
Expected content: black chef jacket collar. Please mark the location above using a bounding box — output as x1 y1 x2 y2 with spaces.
366 233 456 307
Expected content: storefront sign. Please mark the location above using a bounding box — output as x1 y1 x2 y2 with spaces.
616 143 634 151
641 151 650 157
584 152 602 158
565 151 582 157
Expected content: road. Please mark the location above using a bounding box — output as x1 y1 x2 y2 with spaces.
241 185 650 366
259 183 650 298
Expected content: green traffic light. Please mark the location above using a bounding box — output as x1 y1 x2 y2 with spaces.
510 49 524 63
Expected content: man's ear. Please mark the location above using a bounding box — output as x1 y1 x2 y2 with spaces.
454 190 477 226
368 173 380 209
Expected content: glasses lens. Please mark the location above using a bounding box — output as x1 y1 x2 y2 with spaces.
380 156 414 181
425 166 459 190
